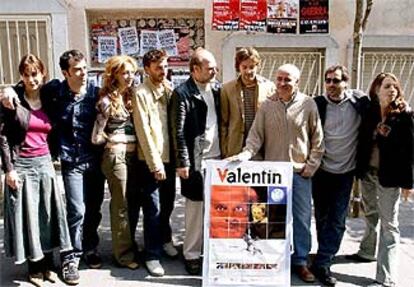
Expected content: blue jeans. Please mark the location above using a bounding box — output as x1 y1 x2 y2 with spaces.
128 161 162 261
312 169 354 268
61 160 105 259
291 173 312 266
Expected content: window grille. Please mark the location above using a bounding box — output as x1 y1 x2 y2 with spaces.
256 49 325 97
0 16 52 86
361 50 414 105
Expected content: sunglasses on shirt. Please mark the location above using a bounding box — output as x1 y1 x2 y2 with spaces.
325 78 342 84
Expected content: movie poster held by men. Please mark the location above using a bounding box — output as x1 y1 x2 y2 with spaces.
203 160 293 287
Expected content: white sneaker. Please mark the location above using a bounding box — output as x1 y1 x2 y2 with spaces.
145 260 165 277
163 242 178 257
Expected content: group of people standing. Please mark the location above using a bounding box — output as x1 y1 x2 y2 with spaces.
0 45 412 287
226 50 413 287
0 49 178 286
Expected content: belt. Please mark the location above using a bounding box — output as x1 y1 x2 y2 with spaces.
105 142 136 152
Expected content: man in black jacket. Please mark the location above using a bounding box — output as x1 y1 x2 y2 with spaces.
311 65 370 286
170 48 221 275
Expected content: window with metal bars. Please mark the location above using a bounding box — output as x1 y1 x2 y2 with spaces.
361 50 414 105
0 16 51 87
256 48 325 97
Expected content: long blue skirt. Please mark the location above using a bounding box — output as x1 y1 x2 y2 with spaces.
4 154 72 264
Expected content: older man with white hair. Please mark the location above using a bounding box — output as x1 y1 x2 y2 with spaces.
230 63 324 283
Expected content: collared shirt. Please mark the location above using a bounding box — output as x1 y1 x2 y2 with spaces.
132 77 171 172
321 90 361 173
56 81 101 163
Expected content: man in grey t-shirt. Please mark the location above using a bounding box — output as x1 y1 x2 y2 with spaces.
311 65 369 286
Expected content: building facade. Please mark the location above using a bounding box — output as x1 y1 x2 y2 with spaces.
1 0 413 103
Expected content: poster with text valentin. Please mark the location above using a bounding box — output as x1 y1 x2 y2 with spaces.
118 26 139 55
240 0 267 32
299 0 329 34
203 160 293 287
98 36 117 63
212 0 240 31
267 0 299 34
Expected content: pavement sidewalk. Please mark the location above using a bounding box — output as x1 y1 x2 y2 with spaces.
1 187 413 287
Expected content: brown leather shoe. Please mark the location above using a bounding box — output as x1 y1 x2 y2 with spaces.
293 265 315 283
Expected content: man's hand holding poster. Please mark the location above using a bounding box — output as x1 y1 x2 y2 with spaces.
203 160 293 287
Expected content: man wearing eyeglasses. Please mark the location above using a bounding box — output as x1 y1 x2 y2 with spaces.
311 65 370 286
229 63 324 284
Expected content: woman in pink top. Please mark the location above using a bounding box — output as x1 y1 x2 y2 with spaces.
0 54 72 287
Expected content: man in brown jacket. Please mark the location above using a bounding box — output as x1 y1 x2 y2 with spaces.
220 47 275 158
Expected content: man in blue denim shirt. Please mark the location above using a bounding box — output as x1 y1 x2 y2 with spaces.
40 50 105 285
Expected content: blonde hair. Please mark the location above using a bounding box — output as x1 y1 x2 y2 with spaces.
99 55 138 117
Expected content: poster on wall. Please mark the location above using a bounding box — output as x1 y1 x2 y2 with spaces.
202 160 293 287
239 0 267 32
267 0 299 34
158 29 178 56
170 69 190 89
140 30 159 56
98 36 117 63
212 0 240 31
139 30 179 57
118 27 139 55
299 0 329 33
89 17 204 67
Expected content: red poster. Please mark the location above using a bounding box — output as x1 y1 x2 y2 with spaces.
212 0 240 31
240 0 267 32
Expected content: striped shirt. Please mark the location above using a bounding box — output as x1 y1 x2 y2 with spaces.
243 84 257 141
